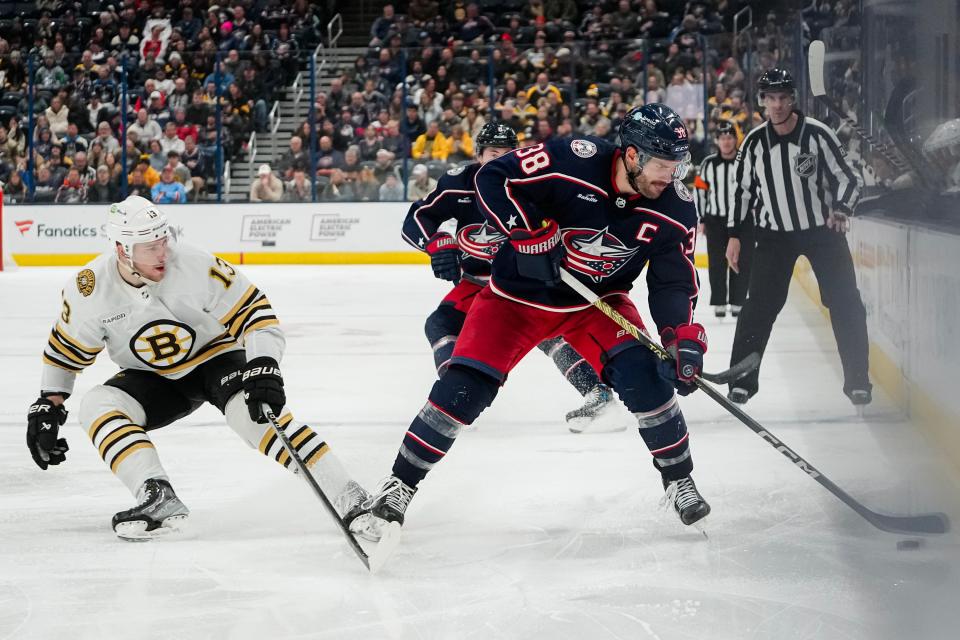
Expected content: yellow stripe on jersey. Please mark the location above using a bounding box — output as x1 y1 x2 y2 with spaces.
42 353 83 373
46 336 96 366
54 323 103 355
218 285 258 326
88 411 132 440
242 317 280 337
98 425 146 458
110 441 155 473
227 298 272 337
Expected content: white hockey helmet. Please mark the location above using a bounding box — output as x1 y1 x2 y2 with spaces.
107 195 169 260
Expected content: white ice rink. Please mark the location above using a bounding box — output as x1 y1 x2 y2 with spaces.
2 262 959 640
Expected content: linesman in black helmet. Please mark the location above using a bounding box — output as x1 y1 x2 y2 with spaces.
725 68 872 407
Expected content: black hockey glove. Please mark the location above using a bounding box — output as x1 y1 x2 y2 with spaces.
425 232 461 284
658 324 707 396
242 357 286 422
509 219 565 286
27 397 70 470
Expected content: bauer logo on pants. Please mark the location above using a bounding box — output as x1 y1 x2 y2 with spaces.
129 320 196 369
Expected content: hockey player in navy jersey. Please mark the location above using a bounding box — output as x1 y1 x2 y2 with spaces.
357 104 710 545
401 122 622 432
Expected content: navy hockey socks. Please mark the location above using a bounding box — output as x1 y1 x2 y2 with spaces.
392 365 498 487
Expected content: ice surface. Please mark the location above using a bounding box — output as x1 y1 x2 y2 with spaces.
2 263 959 640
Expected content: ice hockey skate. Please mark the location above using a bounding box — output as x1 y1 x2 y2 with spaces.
727 387 752 405
361 475 416 571
337 480 381 542
112 478 189 541
661 476 711 528
566 384 626 433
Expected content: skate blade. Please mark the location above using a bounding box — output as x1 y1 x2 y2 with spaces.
368 521 403 574
114 514 188 541
690 518 709 540
568 421 628 434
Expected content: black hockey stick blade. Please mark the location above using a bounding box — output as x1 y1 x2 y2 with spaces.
693 384 950 536
262 405 372 570
559 269 951 537
700 352 760 384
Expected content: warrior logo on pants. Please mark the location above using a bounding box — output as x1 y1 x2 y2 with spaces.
130 320 196 369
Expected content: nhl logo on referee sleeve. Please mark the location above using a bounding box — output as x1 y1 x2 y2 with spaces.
794 152 818 177
570 139 597 158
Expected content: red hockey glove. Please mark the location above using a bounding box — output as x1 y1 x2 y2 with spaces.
425 232 462 284
509 219 564 286
658 323 707 396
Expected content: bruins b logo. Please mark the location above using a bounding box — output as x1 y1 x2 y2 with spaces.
130 320 196 369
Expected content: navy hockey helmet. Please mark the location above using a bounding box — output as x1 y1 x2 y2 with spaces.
476 122 518 150
757 67 796 103
618 103 691 179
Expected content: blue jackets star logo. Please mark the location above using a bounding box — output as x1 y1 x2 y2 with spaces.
458 223 507 260
563 227 640 283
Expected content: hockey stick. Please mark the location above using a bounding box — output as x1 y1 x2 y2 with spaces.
807 40 911 174
261 405 372 571
559 268 950 535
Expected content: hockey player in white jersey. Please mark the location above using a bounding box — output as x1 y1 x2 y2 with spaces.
25 195 371 540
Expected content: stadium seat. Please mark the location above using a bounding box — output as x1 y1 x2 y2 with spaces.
0 92 23 108
0 106 17 123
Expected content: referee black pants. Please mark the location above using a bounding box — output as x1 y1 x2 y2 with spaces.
729 226 871 397
703 215 753 308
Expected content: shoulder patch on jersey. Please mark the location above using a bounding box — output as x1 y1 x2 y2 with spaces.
446 165 466 176
570 139 598 158
76 269 96 297
674 179 693 202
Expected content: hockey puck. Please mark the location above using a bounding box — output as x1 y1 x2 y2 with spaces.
896 539 923 551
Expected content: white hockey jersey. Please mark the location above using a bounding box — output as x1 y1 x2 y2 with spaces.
41 242 285 396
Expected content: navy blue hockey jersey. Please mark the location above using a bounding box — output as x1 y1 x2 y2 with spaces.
401 163 507 282
473 137 700 333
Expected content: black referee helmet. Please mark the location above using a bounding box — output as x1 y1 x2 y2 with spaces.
757 68 796 104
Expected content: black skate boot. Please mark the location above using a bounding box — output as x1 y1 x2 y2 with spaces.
112 478 189 540
714 306 727 319
368 475 418 526
661 476 711 526
730 305 741 318
727 387 752 405
846 389 872 406
567 384 623 433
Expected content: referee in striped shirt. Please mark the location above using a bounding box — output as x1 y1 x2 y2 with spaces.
724 68 872 407
695 120 753 318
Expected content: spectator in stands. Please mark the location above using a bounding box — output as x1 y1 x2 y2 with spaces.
129 108 162 145
55 168 87 204
204 62 235 94
277 136 309 179
378 172 403 201
72 151 96 185
172 108 199 144
249 164 284 203
167 77 191 114
403 101 427 144
456 3 494 44
284 169 312 202
372 149 397 183
111 22 140 57
341 146 364 182
146 90 171 123
141 25 167 65
133 155 161 188
526 73 563 106
181 135 206 197
381 120 405 155
272 23 300 86
127 167 151 199
91 121 120 157
327 77 349 114
44 96 70 137
445 123 474 163
147 139 168 173
316 136 345 172
665 69 700 120
88 165 118 203
354 166 380 202
413 120 449 161
407 163 436 201
165 150 191 190
2 170 28 204
34 127 56 162
36 53 67 91
370 4 396 46
358 127 384 162
59 123 87 161
152 166 187 204
160 122 186 155
33 166 57 202
322 168 355 201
